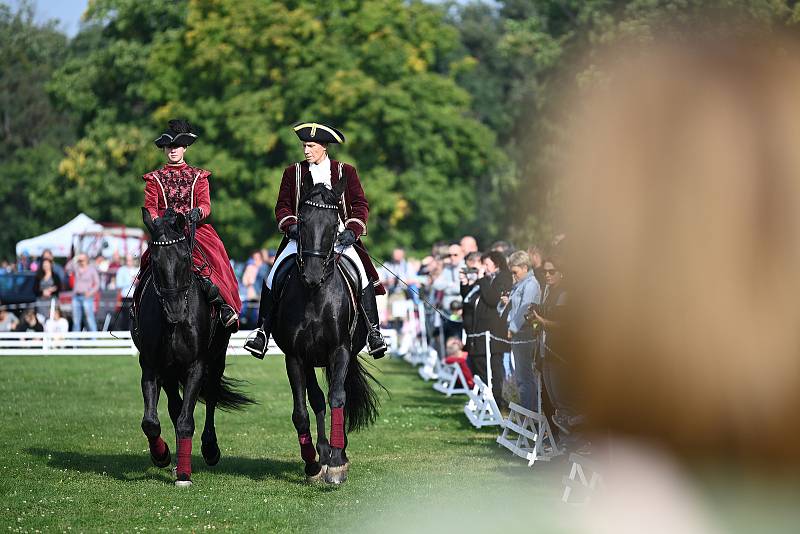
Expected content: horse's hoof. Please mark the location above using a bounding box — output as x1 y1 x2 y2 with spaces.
324 463 349 485
202 442 221 466
150 443 171 468
175 471 192 487
306 463 327 483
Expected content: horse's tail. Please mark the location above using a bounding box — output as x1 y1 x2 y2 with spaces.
187 373 257 412
339 355 385 432
213 374 257 411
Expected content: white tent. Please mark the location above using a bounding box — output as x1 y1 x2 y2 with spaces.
16 213 96 258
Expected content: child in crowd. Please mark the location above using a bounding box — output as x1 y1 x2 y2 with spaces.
443 337 474 389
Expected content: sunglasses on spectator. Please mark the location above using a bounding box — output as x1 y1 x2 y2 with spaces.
544 268 559 275
448 253 460 257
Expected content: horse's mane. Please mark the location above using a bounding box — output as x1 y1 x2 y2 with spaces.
299 182 340 206
151 208 185 240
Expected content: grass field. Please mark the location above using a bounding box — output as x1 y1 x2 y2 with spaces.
0 354 567 533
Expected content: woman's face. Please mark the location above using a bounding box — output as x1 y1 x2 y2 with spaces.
41 259 52 274
510 265 528 283
303 142 327 164
543 262 562 287
482 258 498 274
164 145 187 164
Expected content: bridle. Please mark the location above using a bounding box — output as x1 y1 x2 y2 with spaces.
296 198 341 285
149 234 194 304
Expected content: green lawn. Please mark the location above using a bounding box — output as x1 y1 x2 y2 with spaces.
0 355 566 533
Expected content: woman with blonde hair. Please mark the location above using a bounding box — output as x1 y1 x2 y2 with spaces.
498 250 540 411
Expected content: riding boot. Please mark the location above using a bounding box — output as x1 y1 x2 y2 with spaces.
198 276 239 330
360 283 388 359
243 288 273 359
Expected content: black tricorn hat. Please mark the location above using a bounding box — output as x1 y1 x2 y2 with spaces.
154 119 198 148
293 122 345 144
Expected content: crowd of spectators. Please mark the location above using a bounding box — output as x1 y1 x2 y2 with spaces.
0 248 141 333
377 234 581 451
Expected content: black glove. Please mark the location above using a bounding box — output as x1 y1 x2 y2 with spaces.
337 229 357 247
286 224 299 240
187 207 203 224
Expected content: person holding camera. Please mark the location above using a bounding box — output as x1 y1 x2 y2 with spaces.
526 257 571 431
460 250 512 405
498 251 541 412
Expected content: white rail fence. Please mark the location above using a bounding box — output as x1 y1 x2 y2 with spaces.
0 330 282 357
0 328 397 357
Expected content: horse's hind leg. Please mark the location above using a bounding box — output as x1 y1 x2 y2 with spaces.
285 356 324 482
174 360 206 487
201 361 222 466
325 346 350 485
306 368 330 474
141 366 170 468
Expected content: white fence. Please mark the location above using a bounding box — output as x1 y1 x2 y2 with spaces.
0 329 396 357
0 330 283 357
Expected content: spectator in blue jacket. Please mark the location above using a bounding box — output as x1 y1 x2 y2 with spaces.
499 251 541 412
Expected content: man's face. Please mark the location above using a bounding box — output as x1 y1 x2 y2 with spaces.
303 142 327 164
392 248 405 262
460 236 477 253
446 245 463 265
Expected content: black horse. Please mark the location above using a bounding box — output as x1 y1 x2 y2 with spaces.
271 176 382 484
134 207 254 487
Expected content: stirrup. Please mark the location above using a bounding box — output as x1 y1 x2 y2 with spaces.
367 327 388 357
243 329 268 358
220 304 238 328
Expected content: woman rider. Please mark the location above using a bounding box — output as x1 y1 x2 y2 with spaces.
244 122 388 358
137 119 241 329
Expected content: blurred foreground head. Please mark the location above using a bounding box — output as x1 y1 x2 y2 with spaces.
563 31 800 470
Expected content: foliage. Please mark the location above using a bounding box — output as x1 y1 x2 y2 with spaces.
0 1 77 257
450 0 797 250
46 0 501 258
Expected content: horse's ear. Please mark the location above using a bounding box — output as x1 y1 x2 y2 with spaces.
301 172 314 197
142 207 155 234
175 211 186 231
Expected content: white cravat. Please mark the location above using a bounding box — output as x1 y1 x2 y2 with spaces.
309 156 331 188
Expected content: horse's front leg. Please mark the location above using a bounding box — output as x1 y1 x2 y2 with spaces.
141 365 170 468
326 345 350 485
285 356 324 482
307 368 330 473
174 360 205 487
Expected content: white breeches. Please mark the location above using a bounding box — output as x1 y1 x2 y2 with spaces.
266 239 369 290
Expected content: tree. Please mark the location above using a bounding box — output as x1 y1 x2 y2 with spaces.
48 0 502 258
450 0 797 249
0 1 76 257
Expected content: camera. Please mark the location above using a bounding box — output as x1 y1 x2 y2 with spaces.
461 267 479 282
524 303 543 328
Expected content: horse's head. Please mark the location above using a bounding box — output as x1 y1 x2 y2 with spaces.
142 207 193 323
296 174 346 289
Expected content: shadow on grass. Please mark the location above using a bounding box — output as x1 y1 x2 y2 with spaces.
25 447 311 485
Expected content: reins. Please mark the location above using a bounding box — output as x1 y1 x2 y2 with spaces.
296 198 341 285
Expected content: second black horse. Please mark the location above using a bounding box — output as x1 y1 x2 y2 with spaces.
270 176 383 484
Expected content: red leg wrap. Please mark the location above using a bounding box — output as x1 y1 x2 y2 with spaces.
330 407 345 449
298 433 316 463
148 436 167 458
177 437 192 477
